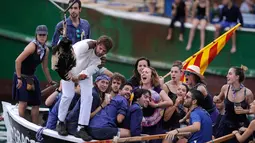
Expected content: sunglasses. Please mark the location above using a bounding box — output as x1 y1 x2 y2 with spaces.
38 34 46 37
184 71 192 76
76 29 81 38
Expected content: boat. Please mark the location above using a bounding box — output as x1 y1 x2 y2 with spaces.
1 0 255 102
1 101 89 143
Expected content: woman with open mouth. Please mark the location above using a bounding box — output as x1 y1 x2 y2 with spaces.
128 57 150 87
140 67 173 143
213 65 254 143
183 65 219 124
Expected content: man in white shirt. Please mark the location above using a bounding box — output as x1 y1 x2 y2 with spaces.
56 35 113 141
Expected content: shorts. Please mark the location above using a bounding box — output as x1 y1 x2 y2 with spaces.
12 73 41 106
196 15 208 21
220 21 237 29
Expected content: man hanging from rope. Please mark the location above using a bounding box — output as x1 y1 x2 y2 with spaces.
56 35 113 141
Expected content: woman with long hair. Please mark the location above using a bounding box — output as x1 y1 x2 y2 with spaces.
128 57 150 87
182 65 219 124
140 67 172 143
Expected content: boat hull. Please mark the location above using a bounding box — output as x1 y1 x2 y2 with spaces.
2 102 85 143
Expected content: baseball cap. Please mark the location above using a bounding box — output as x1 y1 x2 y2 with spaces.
36 25 48 35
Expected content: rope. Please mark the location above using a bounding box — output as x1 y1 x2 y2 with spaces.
36 127 47 142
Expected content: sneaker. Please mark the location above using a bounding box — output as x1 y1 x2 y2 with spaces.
56 121 68 136
75 128 92 141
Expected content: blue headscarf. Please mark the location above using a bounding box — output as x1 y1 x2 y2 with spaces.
95 74 110 82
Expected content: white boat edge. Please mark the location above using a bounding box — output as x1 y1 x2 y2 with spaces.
1 101 95 143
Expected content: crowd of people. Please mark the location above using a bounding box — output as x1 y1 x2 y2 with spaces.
166 0 249 54
12 0 255 142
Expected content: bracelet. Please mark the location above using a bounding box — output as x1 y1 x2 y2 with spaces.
17 77 22 80
100 105 104 109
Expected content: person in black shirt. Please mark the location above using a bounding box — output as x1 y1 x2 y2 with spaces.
12 25 56 124
214 0 243 54
186 0 210 51
128 57 150 88
166 0 187 41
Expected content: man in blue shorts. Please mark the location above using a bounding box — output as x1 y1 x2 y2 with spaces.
214 0 243 53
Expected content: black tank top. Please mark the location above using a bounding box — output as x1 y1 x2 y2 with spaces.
193 83 215 113
21 40 46 75
163 84 186 130
224 85 249 124
196 5 206 17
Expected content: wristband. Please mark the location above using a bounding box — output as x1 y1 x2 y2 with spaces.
55 88 61 93
17 77 22 80
100 105 104 109
176 129 179 133
49 81 55 85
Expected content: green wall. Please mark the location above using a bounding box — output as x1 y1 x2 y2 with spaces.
1 0 255 79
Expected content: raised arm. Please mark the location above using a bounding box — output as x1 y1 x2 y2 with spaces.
214 84 228 102
158 90 173 108
51 22 62 47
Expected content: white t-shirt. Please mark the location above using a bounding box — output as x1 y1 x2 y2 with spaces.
70 39 102 77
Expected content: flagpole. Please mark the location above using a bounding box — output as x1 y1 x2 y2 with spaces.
162 23 241 79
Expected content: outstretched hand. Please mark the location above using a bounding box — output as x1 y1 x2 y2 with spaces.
165 130 178 143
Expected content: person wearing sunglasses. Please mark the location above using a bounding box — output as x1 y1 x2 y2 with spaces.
165 89 212 143
52 0 90 47
12 25 56 125
182 65 219 125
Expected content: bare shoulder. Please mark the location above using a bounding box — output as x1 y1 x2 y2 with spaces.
221 84 229 92
197 85 207 95
245 88 253 95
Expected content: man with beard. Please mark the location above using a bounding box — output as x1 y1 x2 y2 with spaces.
165 89 212 143
64 74 111 135
51 0 112 80
56 35 113 141
109 72 126 97
52 0 90 47
87 83 133 140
